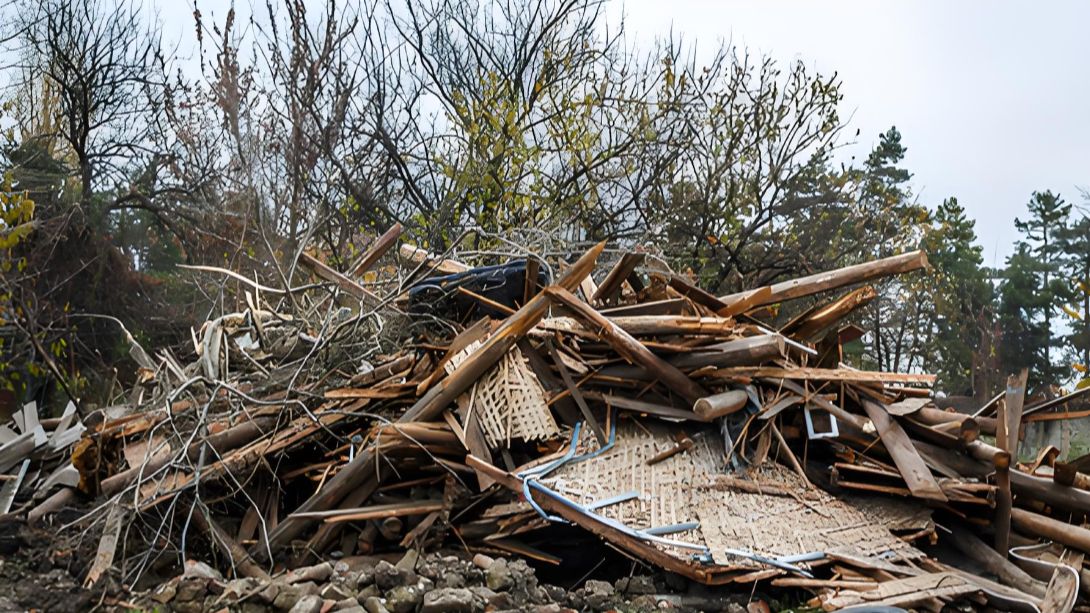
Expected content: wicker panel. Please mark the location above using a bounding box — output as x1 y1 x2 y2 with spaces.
447 342 559 448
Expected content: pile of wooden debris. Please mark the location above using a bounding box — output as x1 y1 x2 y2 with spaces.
5 225 1090 611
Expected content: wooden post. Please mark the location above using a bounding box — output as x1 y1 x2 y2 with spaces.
995 369 1028 557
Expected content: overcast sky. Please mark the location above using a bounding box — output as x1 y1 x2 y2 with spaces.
610 0 1090 267
158 0 1090 266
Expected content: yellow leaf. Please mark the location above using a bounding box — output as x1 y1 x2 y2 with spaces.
1063 304 1083 320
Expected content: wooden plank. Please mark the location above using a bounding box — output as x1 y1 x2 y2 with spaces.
546 287 709 404
293 500 445 523
861 400 947 502
780 286 877 341
995 369 1028 556
719 250 929 308
716 286 772 318
716 366 935 386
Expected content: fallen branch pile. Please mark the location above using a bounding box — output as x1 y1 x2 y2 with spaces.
5 227 1090 611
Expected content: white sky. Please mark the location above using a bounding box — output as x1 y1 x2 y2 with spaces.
610 0 1090 267
153 0 1090 265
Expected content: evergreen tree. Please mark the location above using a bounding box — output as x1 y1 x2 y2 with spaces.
1013 190 1071 374
999 243 1055 387
923 197 993 394
1057 214 1090 373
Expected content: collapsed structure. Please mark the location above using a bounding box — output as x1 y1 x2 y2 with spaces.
4 226 1090 611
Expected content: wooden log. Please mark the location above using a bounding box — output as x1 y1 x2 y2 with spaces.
944 526 1046 597
581 391 704 422
1010 470 1090 514
100 416 277 497
600 298 691 317
1012 508 1090 556
913 407 996 436
545 286 709 404
350 223 402 277
592 253 644 305
718 250 928 308
693 390 748 420
190 504 271 581
861 400 947 502
261 243 604 554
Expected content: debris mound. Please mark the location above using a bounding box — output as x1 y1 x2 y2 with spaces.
4 227 1088 611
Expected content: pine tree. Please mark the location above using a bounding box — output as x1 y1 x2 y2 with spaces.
1057 214 1090 374
923 197 993 394
998 243 1053 385
1013 190 1071 374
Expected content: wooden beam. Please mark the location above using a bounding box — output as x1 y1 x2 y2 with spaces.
861 400 947 502
995 370 1028 557
545 340 606 445
719 250 929 308
299 252 381 304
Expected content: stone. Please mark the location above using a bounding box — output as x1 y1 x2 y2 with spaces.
356 585 381 602
288 594 324 613
321 583 353 601
336 608 367 613
437 571 466 589
615 575 656 595
420 588 477 613
725 603 747 613
174 577 209 604
273 585 305 611
384 585 423 613
374 561 417 591
629 595 659 612
356 568 375 589
395 549 419 571
582 580 615 611
335 597 361 610
484 558 514 592
241 602 269 613
150 579 177 604
361 596 390 613
471 553 494 570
